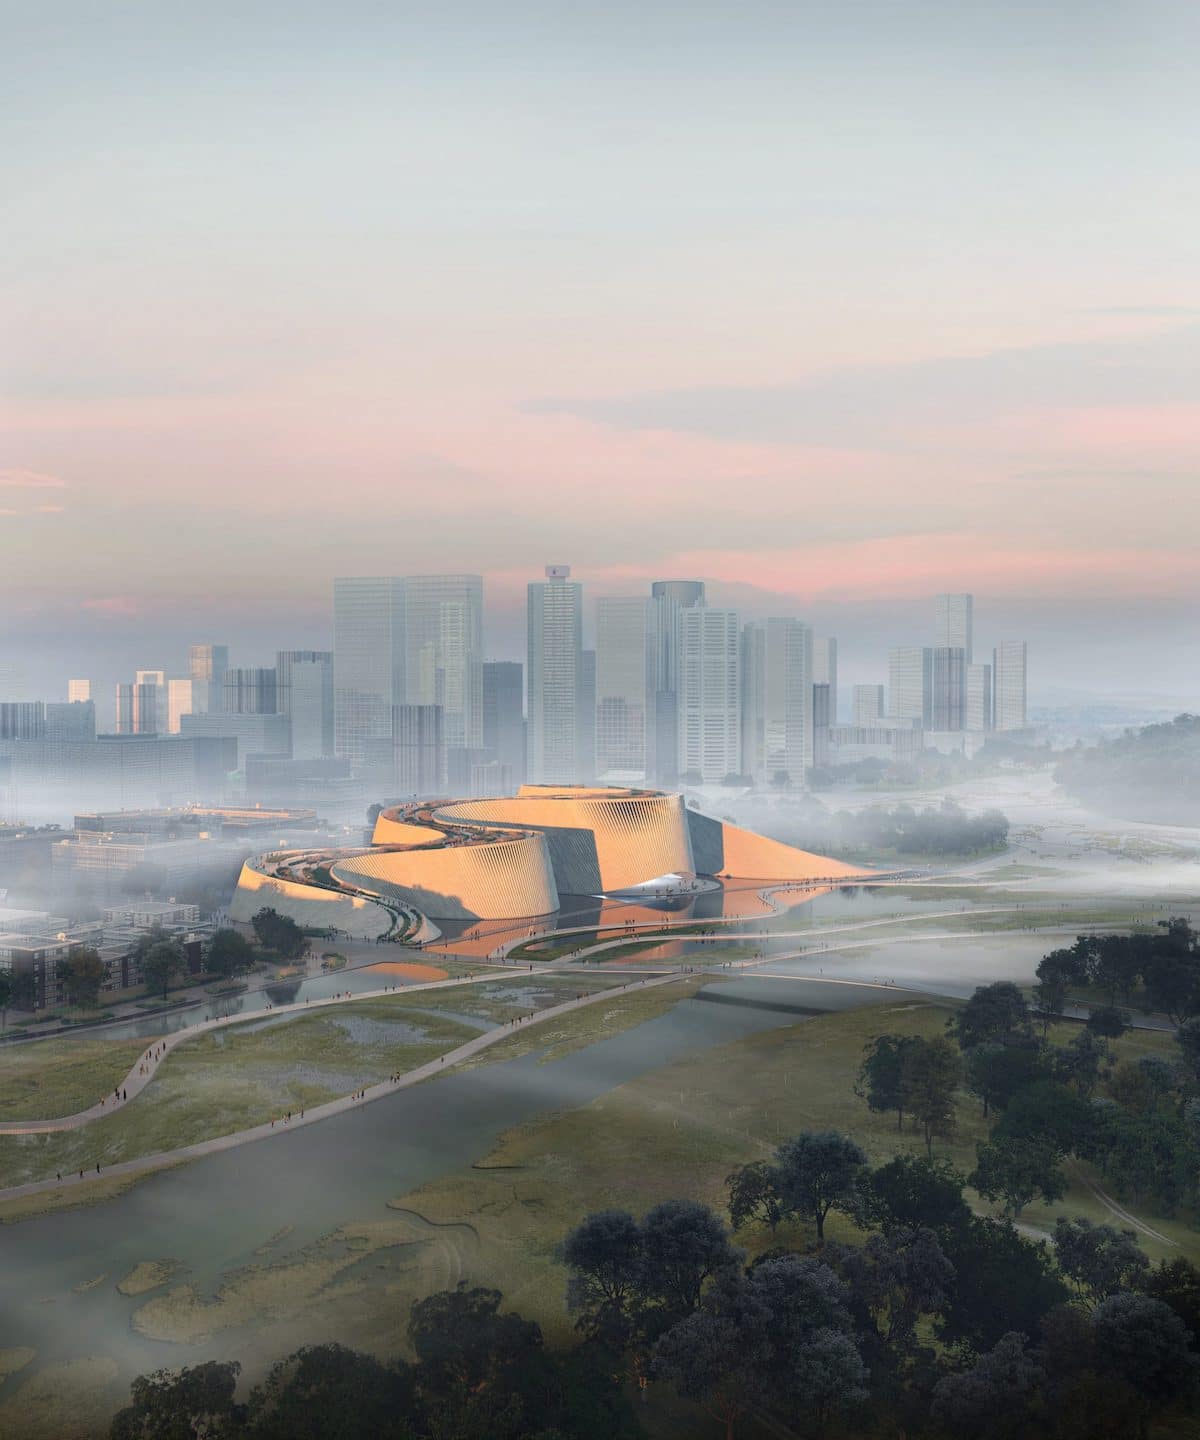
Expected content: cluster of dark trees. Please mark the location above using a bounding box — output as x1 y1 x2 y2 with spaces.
111 1174 1200 1440
766 797 1009 859
112 1284 640 1440
249 906 307 962
560 1163 1199 1440
863 962 1200 1219
1054 713 1200 825
205 928 256 981
1035 918 1200 1023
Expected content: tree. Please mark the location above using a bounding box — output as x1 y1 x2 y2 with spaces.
637 1200 741 1323
407 1284 542 1405
829 1226 954 1351
938 1217 1069 1352
1086 1005 1131 1039
965 1041 1049 1118
205 928 255 981
55 945 105 1009
1034 949 1087 1035
559 1210 643 1343
773 1130 868 1241
110 1360 245 1440
1141 1257 1200 1340
652 1274 773 1440
900 1035 963 1157
787 1329 869 1440
995 1079 1092 1152
1051 1218 1149 1304
856 1033 920 1131
141 938 185 999
852 1153 972 1238
1054 1030 1114 1098
931 1331 1045 1440
725 1160 785 1233
0 970 12 1030
1091 1292 1199 1428
1175 1015 1200 1084
949 982 1032 1051
971 1136 1066 1217
247 1344 417 1440
9 967 37 1012
251 907 307 961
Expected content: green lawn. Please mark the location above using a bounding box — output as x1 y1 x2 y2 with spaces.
0 1005 479 1190
0 1036 153 1122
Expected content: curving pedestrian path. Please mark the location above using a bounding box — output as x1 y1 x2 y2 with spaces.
0 972 681 1203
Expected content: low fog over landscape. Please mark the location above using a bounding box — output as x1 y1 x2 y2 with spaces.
3 3 1200 1439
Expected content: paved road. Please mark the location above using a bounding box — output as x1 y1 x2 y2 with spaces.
0 972 679 1203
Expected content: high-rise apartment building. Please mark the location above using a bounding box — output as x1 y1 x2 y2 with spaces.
388 704 446 794
852 684 885 726
333 578 406 768
482 661 524 789
287 656 335 759
526 566 583 784
223 667 278 715
402 576 484 753
935 594 973 663
649 579 705 784
812 638 838 723
677 607 741 783
595 597 653 780
46 700 96 742
188 644 229 713
993 641 1028 731
966 663 993 733
68 679 92 704
116 671 166 735
812 682 832 768
0 702 45 740
930 647 966 731
167 678 200 733
741 618 811 787
888 647 931 726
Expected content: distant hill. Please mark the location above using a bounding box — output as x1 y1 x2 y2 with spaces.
1054 713 1200 826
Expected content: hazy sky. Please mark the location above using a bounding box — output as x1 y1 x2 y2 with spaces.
3 1 1198 704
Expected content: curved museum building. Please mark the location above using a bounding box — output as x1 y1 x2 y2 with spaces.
231 785 868 933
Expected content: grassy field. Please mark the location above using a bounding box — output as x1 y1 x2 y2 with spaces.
383 972 631 1026
0 1036 154 1122
0 1004 480 1190
377 1001 1198 1351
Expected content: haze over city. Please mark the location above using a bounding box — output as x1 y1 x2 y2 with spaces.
3 7 1200 1440
4 2 1200 701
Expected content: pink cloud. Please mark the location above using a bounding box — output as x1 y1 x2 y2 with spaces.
81 595 141 617
0 468 65 489
35 504 66 514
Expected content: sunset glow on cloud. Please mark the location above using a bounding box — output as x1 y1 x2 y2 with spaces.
2 1 1198 698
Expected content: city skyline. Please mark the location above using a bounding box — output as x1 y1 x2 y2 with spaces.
4 3 1199 707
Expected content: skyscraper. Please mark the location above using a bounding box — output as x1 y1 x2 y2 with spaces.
741 618 811 787
482 661 525 789
223 667 278 715
526 566 583 784
930 647 966 731
188 644 229 712
966 663 993 733
993 641 1028 731
595 597 653 780
935 594 973 663
67 679 92 704
649 579 705 784
812 638 838 723
116 671 166 735
677 607 741 783
286 655 335 759
333 578 406 768
852 684 885 726
402 576 484 753
167 678 199 733
888 647 931 725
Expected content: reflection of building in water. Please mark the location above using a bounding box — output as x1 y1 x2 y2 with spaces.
232 784 870 931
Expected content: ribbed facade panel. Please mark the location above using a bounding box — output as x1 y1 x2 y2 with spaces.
436 787 694 893
332 834 557 921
